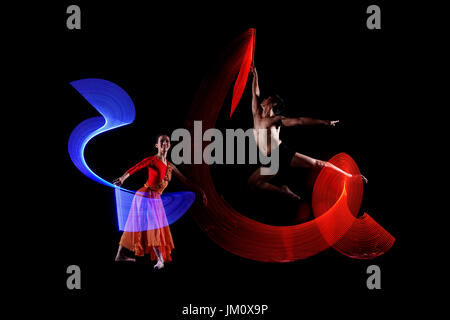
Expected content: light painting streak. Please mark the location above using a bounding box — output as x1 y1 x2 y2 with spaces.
68 78 195 230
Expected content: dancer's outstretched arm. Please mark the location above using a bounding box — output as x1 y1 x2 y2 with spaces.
170 163 208 207
263 116 338 128
113 173 129 186
281 117 339 127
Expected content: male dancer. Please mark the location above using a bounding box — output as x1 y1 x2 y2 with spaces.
248 67 367 200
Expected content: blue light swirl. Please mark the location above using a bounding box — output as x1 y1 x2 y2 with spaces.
68 78 195 230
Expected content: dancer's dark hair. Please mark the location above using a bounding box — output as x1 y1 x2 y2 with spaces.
270 94 285 115
154 133 170 144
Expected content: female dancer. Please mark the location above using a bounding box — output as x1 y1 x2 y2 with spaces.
113 134 207 269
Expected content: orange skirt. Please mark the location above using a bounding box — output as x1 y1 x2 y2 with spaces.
119 186 174 261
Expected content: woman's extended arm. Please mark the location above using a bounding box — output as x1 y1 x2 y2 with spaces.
113 173 129 186
113 157 152 186
170 163 207 207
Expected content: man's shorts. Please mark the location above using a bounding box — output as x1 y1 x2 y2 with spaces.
262 142 296 176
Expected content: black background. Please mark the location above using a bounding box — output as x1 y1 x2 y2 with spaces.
13 0 434 317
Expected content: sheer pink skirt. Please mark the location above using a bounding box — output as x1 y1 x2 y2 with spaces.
119 186 174 261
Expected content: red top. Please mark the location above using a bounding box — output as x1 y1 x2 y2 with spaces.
126 156 171 188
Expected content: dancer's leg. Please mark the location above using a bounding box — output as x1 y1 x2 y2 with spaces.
153 247 164 269
248 167 301 200
115 245 136 262
290 152 368 182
